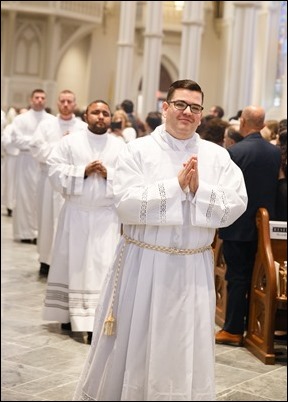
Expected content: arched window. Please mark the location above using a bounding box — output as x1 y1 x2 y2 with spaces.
14 23 41 76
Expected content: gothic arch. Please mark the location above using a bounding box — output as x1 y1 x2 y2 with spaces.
14 21 42 76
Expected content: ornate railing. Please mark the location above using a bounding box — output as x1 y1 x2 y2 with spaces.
1 1 105 23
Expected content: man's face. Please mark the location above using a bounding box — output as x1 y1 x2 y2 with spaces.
209 107 218 117
85 102 111 135
57 94 76 118
162 89 203 140
31 92 46 111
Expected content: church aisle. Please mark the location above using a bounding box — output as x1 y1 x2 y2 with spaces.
1 206 287 401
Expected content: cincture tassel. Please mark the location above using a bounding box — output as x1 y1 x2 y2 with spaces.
103 234 212 336
104 311 116 336
103 241 126 336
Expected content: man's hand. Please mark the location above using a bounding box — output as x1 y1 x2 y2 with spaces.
178 155 199 194
84 160 107 179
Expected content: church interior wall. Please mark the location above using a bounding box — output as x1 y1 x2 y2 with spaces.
55 34 92 113
87 17 120 111
1 1 286 121
199 7 225 116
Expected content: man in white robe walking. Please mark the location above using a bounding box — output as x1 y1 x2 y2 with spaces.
42 100 126 341
74 80 248 401
1 110 27 216
30 90 87 277
10 89 55 243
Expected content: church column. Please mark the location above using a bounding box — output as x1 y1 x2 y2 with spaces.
4 10 16 76
225 1 261 118
43 14 58 106
280 60 287 119
2 10 16 109
114 1 137 105
141 1 163 119
179 2 204 81
256 1 281 111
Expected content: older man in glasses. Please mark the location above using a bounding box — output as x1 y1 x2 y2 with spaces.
74 79 247 402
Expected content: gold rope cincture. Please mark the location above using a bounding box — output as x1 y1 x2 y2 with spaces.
103 233 212 336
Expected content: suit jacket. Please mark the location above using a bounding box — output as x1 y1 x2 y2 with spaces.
219 132 281 241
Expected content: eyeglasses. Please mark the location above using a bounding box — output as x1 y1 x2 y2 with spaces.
168 100 204 114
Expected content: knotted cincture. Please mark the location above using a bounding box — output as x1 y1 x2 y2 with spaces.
103 233 212 336
104 311 116 336
103 241 126 336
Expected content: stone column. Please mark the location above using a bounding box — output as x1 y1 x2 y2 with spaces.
2 11 16 109
4 11 16 76
256 1 281 111
141 1 163 119
225 1 261 118
179 1 204 81
43 14 58 105
114 1 137 105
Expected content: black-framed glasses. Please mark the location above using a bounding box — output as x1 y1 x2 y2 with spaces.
168 100 204 114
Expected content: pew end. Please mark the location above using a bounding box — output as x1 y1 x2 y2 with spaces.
244 208 287 364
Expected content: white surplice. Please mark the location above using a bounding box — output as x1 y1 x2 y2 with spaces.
42 129 126 331
30 115 87 265
74 124 247 401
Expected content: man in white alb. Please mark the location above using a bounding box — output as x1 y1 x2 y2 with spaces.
10 89 55 243
42 99 126 342
30 90 87 277
74 80 248 401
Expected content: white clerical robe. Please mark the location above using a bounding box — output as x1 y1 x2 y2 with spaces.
42 130 126 332
30 115 87 265
11 109 55 240
74 124 247 401
1 124 19 210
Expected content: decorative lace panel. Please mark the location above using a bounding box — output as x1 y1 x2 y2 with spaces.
158 183 166 223
140 187 148 223
219 189 230 225
206 190 216 221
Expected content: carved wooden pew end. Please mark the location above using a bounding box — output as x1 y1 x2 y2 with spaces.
244 208 287 364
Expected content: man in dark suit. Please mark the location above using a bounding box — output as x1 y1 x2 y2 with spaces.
216 105 281 346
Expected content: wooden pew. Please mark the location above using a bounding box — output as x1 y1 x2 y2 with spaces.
244 208 287 364
213 233 227 327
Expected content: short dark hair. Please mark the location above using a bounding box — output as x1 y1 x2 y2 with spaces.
146 111 162 131
201 118 229 145
85 99 111 114
31 89 46 97
213 106 224 118
121 99 134 114
166 79 204 104
226 127 243 143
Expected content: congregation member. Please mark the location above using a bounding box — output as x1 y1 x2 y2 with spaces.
74 79 247 401
10 89 55 243
42 99 125 343
120 99 145 137
223 125 243 149
143 110 163 135
216 106 282 347
275 128 287 221
110 108 137 142
30 90 87 277
209 105 225 119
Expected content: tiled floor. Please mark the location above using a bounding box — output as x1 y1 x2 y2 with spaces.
1 206 287 401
